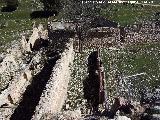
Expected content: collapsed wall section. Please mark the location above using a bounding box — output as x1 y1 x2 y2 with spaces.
0 24 48 119
32 39 74 120
0 51 44 119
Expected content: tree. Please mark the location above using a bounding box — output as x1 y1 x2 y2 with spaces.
5 0 18 7
40 0 62 12
62 0 108 21
40 0 108 21
1 0 18 12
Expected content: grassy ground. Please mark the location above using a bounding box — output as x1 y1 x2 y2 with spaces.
0 1 159 50
62 2 160 107
118 43 160 85
0 0 50 52
100 3 160 26
66 43 160 110
101 43 160 100
0 0 159 111
66 40 160 110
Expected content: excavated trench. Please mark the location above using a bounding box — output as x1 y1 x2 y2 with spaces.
10 53 60 120
7 28 75 120
1 20 160 119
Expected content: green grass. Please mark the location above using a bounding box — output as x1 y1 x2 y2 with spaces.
71 44 160 102
100 3 160 26
0 0 55 90
101 43 160 92
0 0 52 52
68 43 160 108
0 1 159 49
65 39 160 109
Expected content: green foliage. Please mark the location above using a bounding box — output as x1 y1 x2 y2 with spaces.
40 0 62 12
60 0 107 21
0 0 50 51
5 0 18 6
116 43 160 88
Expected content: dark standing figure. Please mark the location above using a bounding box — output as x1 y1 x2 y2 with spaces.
83 51 106 115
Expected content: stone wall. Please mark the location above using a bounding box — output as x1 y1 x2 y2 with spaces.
0 51 44 119
76 20 160 51
0 22 75 119
32 39 74 120
0 24 48 119
124 21 160 45
0 23 48 106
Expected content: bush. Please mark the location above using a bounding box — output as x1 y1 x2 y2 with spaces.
61 0 107 21
40 0 62 12
5 0 18 7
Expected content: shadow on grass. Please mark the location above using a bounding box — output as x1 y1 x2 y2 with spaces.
30 11 57 19
1 6 18 12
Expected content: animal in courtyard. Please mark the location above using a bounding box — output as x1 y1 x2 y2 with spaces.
83 50 106 115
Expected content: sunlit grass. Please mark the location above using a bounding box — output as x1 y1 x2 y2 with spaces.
67 43 160 110
101 3 160 26
0 0 51 51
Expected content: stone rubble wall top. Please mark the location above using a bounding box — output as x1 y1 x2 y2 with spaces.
32 39 74 120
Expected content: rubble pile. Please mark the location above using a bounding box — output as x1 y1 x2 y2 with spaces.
79 20 160 50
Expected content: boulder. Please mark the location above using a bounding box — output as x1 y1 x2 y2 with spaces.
21 24 48 52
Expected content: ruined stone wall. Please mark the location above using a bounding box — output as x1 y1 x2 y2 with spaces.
0 22 75 119
76 20 160 51
125 21 160 45
32 39 74 120
0 24 48 119
85 27 120 48
0 51 45 119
